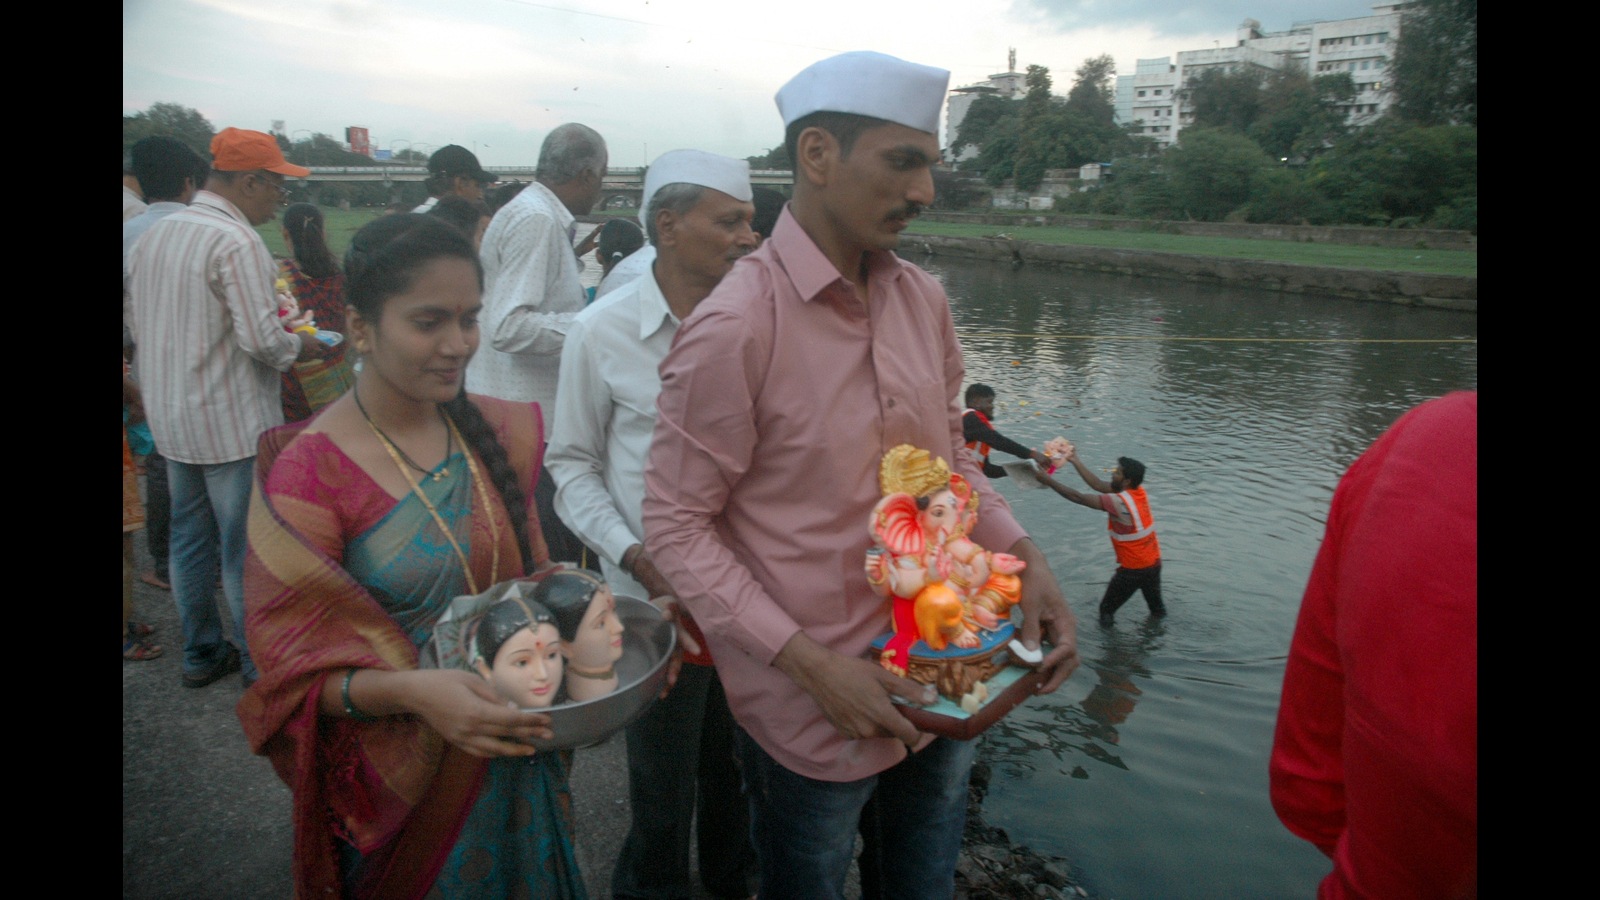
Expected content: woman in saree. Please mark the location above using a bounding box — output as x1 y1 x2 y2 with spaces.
238 213 584 899
278 202 351 422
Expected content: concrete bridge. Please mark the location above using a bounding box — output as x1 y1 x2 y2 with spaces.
298 165 793 209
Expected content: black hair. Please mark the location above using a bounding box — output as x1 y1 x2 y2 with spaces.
597 218 645 271
533 570 608 642
489 182 528 212
751 187 787 240
428 194 492 240
1118 457 1147 488
282 203 340 280
965 383 996 405
784 111 889 170
422 172 454 197
474 596 556 668
344 214 534 571
131 136 206 201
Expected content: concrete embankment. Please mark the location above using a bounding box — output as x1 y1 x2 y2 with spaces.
903 233 1478 313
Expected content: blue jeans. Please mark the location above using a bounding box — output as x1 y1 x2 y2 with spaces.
613 663 755 899
734 726 976 900
167 456 256 681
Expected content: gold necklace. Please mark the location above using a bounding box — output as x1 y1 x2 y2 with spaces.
364 410 500 594
354 385 452 481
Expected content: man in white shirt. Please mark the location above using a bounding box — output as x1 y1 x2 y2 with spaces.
128 127 324 690
546 149 759 900
468 122 607 564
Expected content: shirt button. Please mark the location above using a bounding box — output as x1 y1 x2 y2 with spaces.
887 399 896 408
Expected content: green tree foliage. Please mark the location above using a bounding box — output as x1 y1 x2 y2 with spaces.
952 94 1019 166
1059 55 1126 167
1164 127 1276 221
1065 55 1116 119
1250 71 1355 160
1243 167 1334 224
745 144 788 169
972 113 1022 187
123 102 216 158
289 133 380 167
1305 120 1476 228
1390 0 1476 126
1184 67 1266 132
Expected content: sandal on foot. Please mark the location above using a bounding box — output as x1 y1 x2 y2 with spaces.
123 638 164 661
127 621 157 638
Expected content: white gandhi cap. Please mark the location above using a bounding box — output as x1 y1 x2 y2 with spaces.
639 149 753 228
775 50 951 136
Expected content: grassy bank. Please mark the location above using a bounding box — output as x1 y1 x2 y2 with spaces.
260 205 1477 279
905 220 1477 278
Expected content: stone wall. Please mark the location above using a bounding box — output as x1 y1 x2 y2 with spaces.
903 234 1477 312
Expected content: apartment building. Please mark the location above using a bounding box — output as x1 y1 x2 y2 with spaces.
1113 3 1406 149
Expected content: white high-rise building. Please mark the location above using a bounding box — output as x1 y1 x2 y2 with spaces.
1112 3 1406 150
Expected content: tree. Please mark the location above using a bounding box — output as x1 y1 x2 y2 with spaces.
1249 71 1355 161
1164 127 1276 221
123 102 216 158
1064 55 1116 122
1306 120 1476 226
1184 67 1266 132
952 94 1018 160
287 133 379 167
745 143 788 169
1059 54 1127 167
1390 0 1477 126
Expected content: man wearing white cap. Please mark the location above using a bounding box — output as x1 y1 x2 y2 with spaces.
643 52 1082 899
546 149 759 900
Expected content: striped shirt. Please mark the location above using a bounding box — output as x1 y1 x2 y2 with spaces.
127 190 301 465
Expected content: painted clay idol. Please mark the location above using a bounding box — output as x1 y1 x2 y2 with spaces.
536 570 626 702
1043 437 1074 474
867 445 1025 701
470 596 564 709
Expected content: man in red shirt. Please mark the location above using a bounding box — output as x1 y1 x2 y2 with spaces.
1030 444 1163 627
1270 391 1477 899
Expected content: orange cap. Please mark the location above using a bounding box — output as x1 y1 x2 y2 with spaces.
209 127 311 177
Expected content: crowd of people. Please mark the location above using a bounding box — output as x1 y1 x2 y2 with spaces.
123 46 1475 900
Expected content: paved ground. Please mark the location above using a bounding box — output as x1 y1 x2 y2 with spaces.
122 526 666 899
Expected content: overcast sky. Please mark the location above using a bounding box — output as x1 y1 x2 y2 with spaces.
124 0 1388 168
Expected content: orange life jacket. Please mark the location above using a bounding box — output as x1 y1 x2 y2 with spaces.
963 408 992 466
1107 486 1160 569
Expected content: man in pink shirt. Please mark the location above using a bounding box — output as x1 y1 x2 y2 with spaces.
643 51 1081 899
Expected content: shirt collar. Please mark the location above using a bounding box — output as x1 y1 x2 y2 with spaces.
767 205 904 304
192 189 250 226
636 263 679 342
527 181 576 230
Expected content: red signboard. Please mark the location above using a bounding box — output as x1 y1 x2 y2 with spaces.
346 126 371 157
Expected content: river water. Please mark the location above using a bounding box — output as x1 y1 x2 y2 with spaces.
918 255 1477 899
